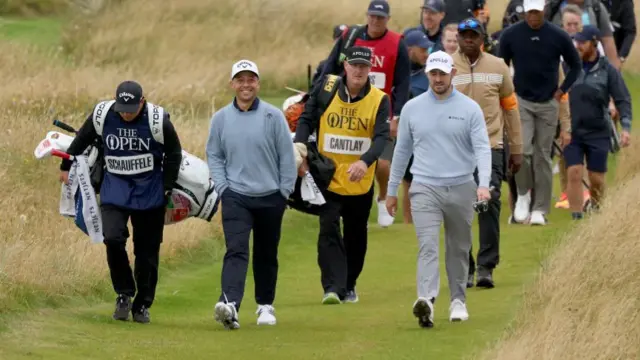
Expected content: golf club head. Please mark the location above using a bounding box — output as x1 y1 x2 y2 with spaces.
34 131 73 159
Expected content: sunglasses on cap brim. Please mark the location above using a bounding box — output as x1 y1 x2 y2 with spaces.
458 19 482 32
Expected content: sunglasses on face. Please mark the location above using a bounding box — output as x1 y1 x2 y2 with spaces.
458 19 481 32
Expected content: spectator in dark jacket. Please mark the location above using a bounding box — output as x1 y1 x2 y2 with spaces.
404 0 447 53
498 0 581 226
609 0 636 65
441 0 487 25
311 25 348 86
563 25 632 219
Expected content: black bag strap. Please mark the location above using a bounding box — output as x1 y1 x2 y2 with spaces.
337 25 366 65
317 74 340 114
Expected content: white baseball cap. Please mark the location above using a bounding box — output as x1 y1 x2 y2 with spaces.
230 59 260 80
425 51 454 74
523 0 545 12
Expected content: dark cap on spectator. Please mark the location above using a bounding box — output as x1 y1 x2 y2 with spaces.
114 81 143 113
574 25 601 42
458 17 485 35
422 0 445 13
404 29 434 49
367 0 390 17
345 46 373 66
333 24 348 40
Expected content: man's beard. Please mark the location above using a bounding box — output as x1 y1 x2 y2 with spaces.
431 80 452 95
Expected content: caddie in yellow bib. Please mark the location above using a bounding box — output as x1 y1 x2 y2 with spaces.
318 82 385 196
292 46 390 304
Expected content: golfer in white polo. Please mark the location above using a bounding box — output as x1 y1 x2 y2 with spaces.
386 51 492 328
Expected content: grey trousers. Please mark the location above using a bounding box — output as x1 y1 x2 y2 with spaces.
514 97 559 214
410 181 476 303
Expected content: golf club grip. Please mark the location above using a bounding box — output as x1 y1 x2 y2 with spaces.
53 119 76 133
51 149 73 160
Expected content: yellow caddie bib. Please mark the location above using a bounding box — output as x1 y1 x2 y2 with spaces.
318 84 385 196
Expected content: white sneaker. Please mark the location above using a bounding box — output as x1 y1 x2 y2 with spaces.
256 305 276 325
529 210 546 225
514 192 531 223
449 299 469 322
377 200 394 227
412 297 434 328
214 301 240 330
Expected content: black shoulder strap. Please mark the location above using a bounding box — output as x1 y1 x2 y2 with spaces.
592 0 602 28
317 74 340 113
337 25 366 65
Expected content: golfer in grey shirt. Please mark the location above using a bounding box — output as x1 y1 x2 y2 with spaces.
386 51 492 328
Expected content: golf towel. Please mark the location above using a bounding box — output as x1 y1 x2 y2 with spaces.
300 171 326 205
59 154 104 244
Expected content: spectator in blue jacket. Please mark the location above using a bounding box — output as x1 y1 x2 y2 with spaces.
563 25 632 220
406 29 433 98
398 29 433 224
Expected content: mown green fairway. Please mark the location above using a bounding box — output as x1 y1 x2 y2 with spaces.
0 184 571 360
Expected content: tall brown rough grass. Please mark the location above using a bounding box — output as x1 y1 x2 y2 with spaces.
0 40 222 311
477 165 640 359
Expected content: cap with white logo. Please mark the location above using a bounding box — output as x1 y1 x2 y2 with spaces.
345 46 373 66
367 0 390 17
114 80 143 113
230 59 260 80
425 51 454 74
523 0 545 12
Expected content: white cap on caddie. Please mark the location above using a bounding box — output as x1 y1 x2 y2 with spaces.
230 59 260 80
523 0 545 12
425 51 454 74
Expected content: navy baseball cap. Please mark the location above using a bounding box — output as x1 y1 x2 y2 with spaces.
422 0 445 13
345 46 373 66
114 81 143 113
574 25 601 42
405 30 433 49
367 0 390 17
458 18 485 35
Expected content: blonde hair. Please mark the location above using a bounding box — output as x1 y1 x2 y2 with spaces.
561 4 583 17
444 23 459 34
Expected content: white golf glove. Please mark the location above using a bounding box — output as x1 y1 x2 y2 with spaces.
293 142 308 169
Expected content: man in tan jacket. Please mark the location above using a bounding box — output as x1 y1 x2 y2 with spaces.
452 18 524 289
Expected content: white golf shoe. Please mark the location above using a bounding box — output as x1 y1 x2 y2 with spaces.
412 297 434 328
529 210 547 225
256 305 276 326
449 299 469 322
514 192 531 223
214 301 240 330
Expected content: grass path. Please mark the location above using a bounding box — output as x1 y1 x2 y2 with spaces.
0 188 571 360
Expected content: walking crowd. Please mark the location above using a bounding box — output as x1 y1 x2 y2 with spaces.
57 0 635 329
